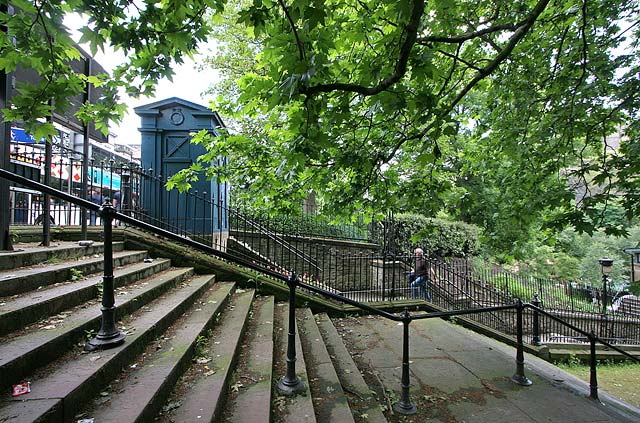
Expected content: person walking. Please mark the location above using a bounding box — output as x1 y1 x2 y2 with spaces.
88 187 104 226
409 248 436 300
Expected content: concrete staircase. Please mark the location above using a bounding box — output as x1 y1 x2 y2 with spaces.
0 242 387 423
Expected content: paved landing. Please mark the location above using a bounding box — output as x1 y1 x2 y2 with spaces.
337 315 640 422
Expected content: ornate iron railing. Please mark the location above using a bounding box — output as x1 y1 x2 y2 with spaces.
7 156 323 274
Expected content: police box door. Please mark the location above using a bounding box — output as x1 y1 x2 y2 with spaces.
161 131 212 234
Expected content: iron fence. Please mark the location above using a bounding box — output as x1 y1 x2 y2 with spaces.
230 200 373 242
7 154 325 275
468 263 616 314
3 166 639 415
6 149 640 344
437 259 640 344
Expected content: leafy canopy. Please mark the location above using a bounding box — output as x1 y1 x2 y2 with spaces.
194 0 638 236
0 0 224 138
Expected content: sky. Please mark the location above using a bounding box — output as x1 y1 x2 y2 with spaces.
109 58 219 145
64 14 220 145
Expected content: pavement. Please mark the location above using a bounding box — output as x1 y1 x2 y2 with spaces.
337 315 640 422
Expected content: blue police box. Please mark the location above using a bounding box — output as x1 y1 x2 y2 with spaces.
135 97 228 244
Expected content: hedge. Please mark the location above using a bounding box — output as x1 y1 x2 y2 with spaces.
386 213 480 257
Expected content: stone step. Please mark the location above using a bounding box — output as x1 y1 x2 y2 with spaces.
297 308 355 423
164 288 255 422
0 274 218 423
0 267 195 391
274 303 317 423
0 241 124 271
224 295 275 423
79 283 240 423
548 348 640 362
0 249 148 297
315 313 387 423
0 258 171 336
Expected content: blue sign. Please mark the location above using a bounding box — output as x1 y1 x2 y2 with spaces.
90 168 121 190
11 127 45 144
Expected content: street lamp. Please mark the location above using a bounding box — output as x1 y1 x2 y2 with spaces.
599 258 614 314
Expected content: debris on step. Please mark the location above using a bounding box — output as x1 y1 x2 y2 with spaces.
12 382 31 397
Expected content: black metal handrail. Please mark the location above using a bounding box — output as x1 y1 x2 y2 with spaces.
0 168 286 282
433 262 513 330
296 264 640 409
2 167 639 415
227 206 321 277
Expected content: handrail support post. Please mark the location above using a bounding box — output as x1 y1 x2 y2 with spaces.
531 293 542 346
511 299 532 386
277 272 306 396
393 308 417 415
588 331 599 400
85 203 126 351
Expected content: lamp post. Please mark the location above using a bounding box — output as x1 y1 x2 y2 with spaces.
598 258 613 315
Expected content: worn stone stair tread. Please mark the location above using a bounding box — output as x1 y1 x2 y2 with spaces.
0 241 124 271
315 313 387 423
225 296 275 423
275 303 317 423
0 274 217 423
298 308 355 423
0 249 148 297
0 258 172 336
0 267 195 390
83 282 239 423
166 288 255 423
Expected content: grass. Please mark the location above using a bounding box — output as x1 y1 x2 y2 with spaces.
557 361 640 407
45 255 61 264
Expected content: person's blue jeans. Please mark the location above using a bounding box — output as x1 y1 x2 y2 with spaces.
411 276 431 300
89 210 98 226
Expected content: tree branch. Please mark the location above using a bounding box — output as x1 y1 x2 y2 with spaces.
436 47 483 71
438 44 462 97
278 0 305 61
382 0 552 160
418 22 519 44
302 0 425 97
432 0 552 127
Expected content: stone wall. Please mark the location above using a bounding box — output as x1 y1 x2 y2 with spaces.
228 231 388 292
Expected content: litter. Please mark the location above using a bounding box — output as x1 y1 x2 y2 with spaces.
78 240 94 247
143 258 154 263
12 382 31 397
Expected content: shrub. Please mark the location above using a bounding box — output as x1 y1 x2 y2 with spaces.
388 213 480 257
